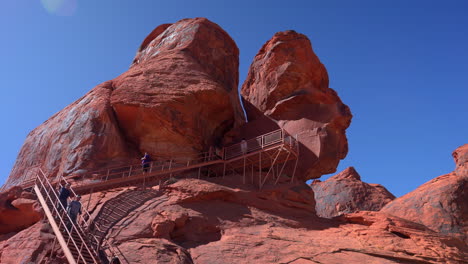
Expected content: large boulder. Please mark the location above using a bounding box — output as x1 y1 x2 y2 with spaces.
241 31 352 181
381 145 468 244
311 167 395 218
3 18 244 189
112 17 245 158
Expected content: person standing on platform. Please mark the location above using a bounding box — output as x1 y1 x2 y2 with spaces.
241 138 248 155
141 152 152 173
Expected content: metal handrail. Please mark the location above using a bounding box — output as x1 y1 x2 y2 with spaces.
59 129 298 192
56 173 122 262
35 170 99 263
82 150 218 179
37 170 99 263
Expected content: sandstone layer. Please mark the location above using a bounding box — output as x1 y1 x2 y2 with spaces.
382 144 468 244
241 31 352 181
2 178 466 264
4 18 244 190
311 167 395 218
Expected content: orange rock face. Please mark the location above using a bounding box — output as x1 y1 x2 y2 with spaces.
50 179 468 263
2 177 467 263
311 167 395 218
4 81 136 189
0 187 42 235
112 17 245 158
453 144 468 176
1 17 466 264
241 31 352 181
4 18 244 189
382 146 468 244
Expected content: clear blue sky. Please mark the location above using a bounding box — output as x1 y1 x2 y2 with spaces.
1 1 467 197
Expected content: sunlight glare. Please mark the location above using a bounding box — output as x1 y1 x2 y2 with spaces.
41 0 77 16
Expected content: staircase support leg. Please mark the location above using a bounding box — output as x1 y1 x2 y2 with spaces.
291 157 299 183
251 164 254 184
259 152 262 189
243 157 246 184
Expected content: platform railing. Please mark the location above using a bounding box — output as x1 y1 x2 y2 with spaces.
2 129 298 194
223 129 297 160
34 169 100 264
73 149 221 186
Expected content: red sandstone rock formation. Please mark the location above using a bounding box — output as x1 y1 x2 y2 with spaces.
311 167 395 218
0 221 61 264
453 144 468 176
1 17 466 264
4 18 244 190
3 177 466 263
0 186 42 235
5 81 135 189
240 31 352 181
382 144 468 244
112 18 245 158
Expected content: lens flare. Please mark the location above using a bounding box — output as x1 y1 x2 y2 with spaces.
41 0 77 16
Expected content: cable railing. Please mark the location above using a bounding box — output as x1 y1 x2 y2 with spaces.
34 170 100 264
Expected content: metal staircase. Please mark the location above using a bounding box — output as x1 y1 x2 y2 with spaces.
88 189 159 250
34 170 101 263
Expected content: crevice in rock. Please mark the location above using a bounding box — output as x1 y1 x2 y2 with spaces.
391 230 410 239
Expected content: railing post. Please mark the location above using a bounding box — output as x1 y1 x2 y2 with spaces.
128 166 132 177
259 151 262 189
105 169 110 181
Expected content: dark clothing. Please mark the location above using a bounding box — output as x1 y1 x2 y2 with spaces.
142 154 151 172
141 154 151 164
59 198 68 211
59 187 71 200
58 187 71 211
67 200 82 224
110 257 121 264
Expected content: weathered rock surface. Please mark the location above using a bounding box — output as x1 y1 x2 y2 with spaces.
4 17 244 190
1 177 466 263
1 17 466 264
311 167 395 218
112 17 245 158
0 186 42 234
4 81 135 189
241 30 352 181
87 179 468 263
0 221 58 264
453 144 468 176
382 145 468 244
